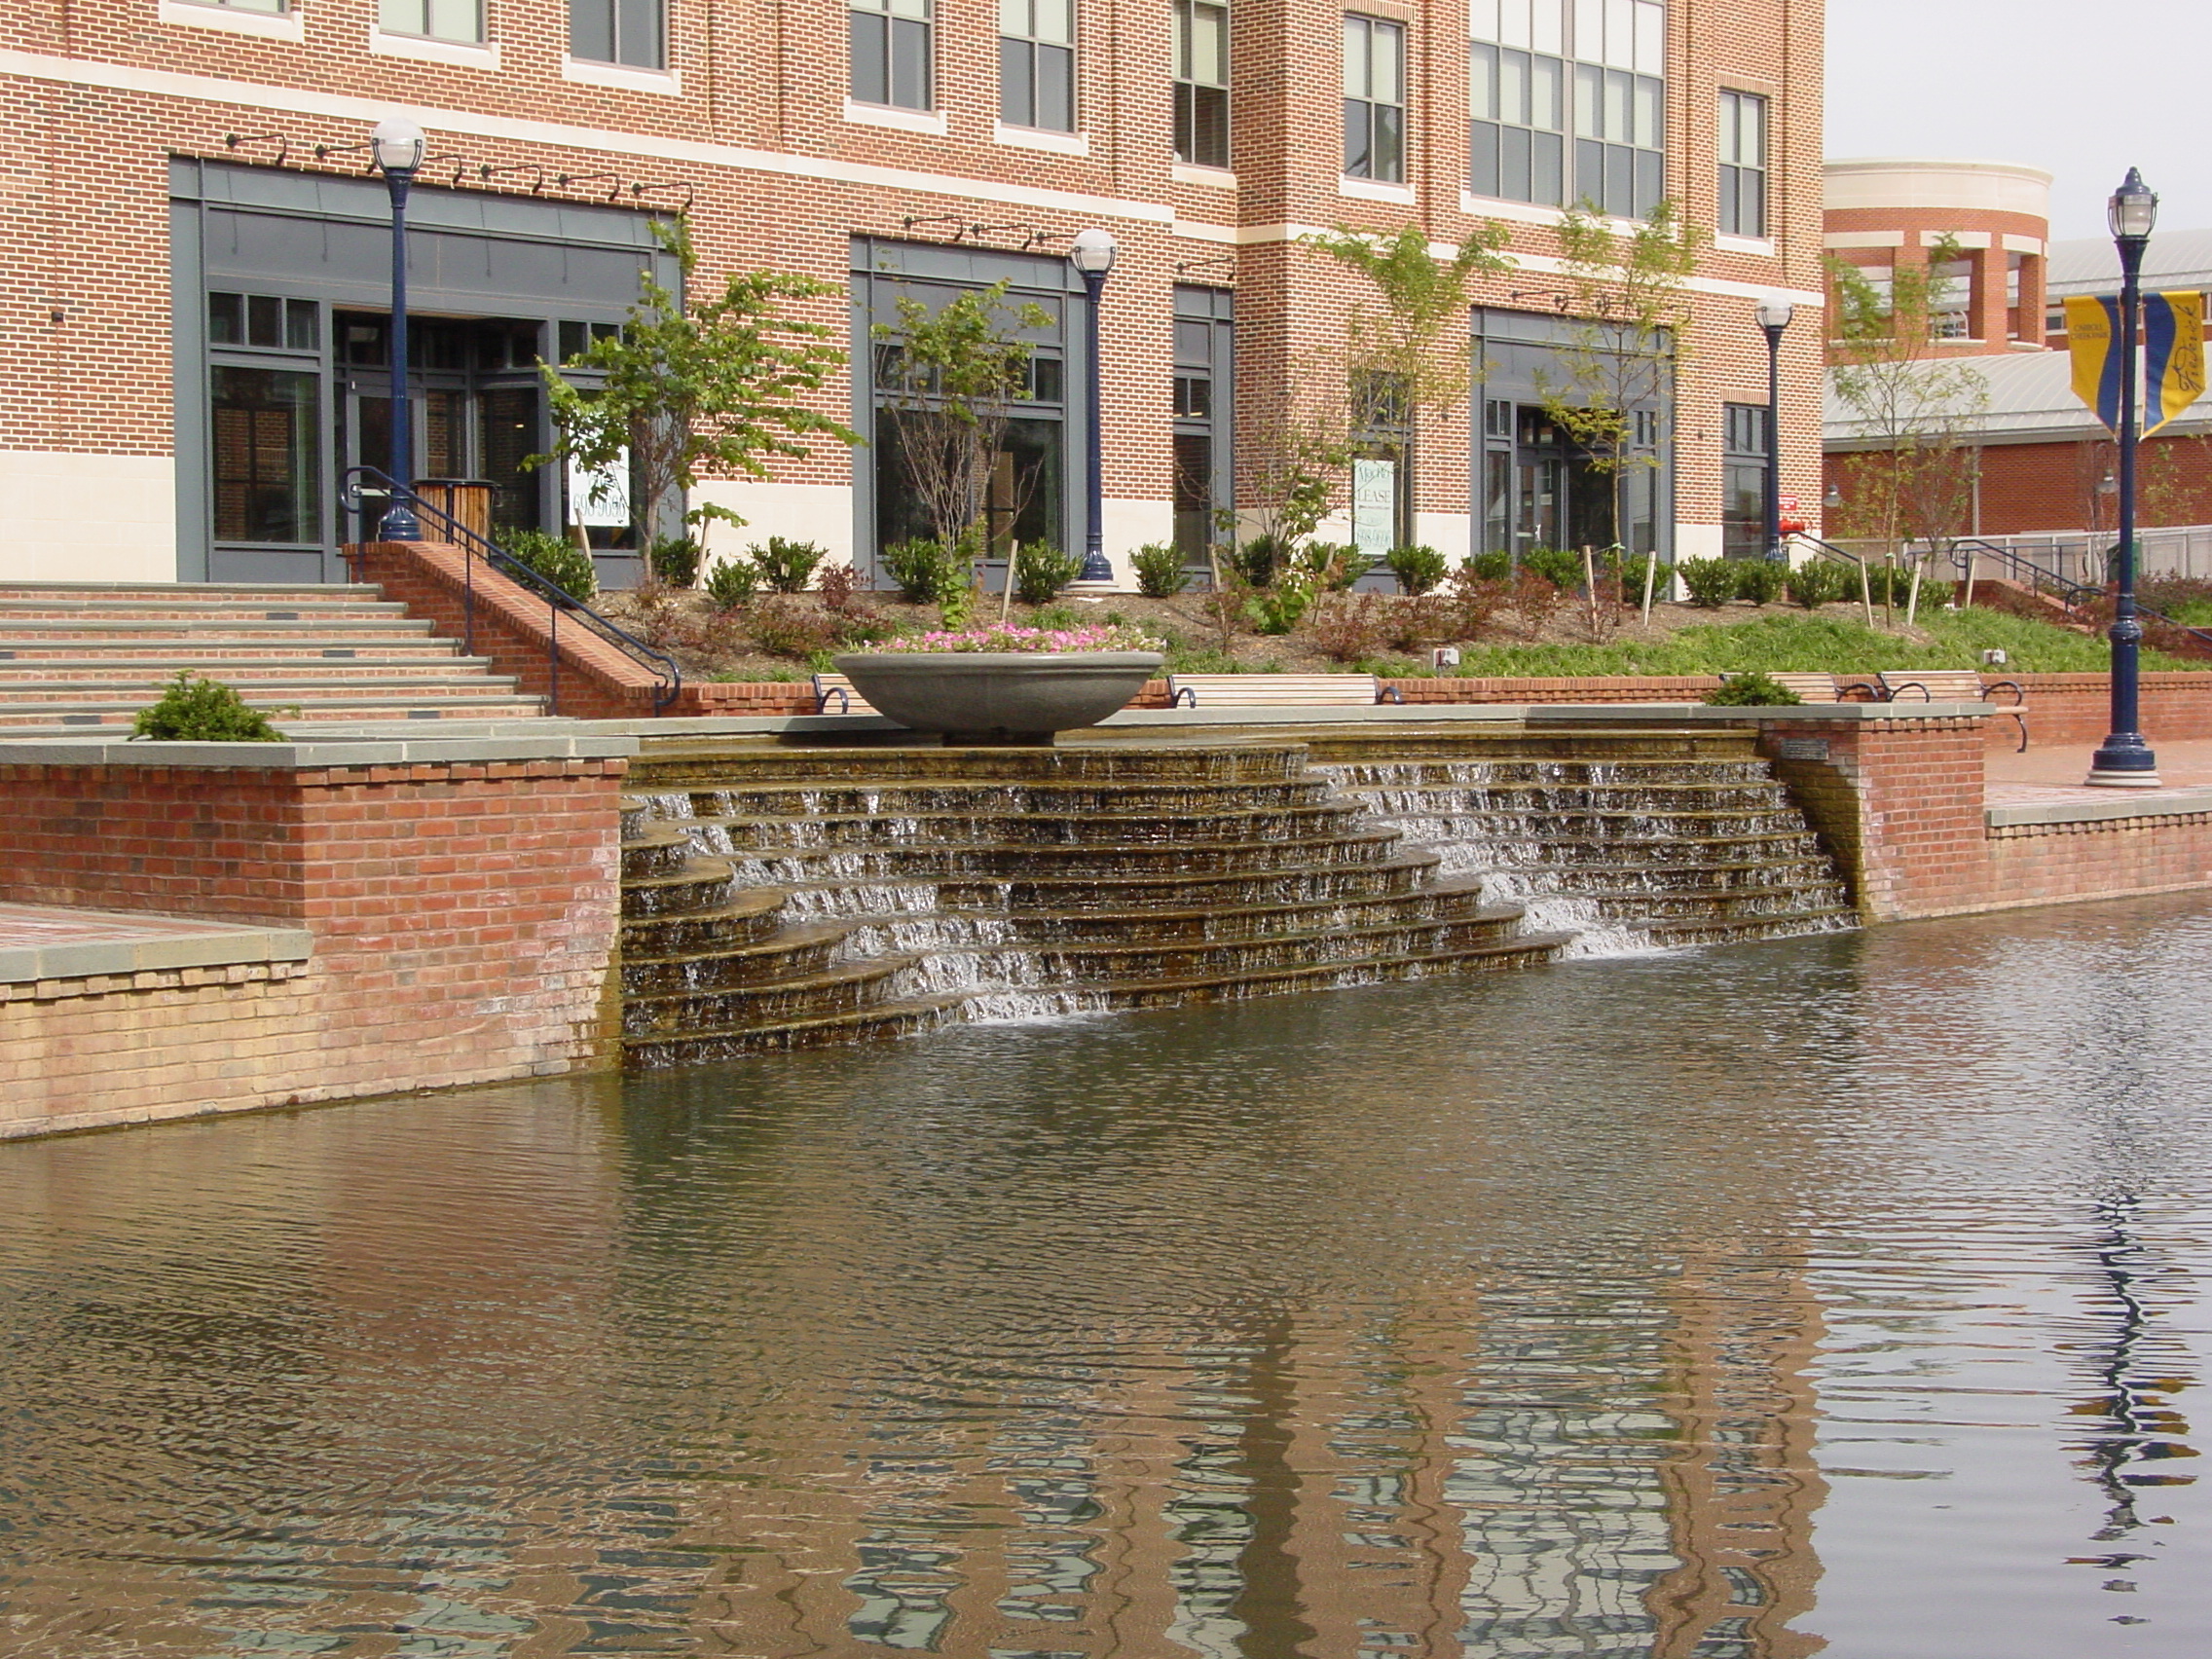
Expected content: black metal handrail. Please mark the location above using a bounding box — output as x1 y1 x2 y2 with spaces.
341 466 682 715
1943 536 2212 656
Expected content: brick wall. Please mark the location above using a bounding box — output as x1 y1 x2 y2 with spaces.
0 752 626 1137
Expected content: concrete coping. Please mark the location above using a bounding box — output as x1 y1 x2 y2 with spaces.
580 701 2001 738
1986 787 2212 829
0 907 313 986
0 732 641 768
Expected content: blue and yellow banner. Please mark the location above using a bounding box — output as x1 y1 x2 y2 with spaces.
2066 294 2123 434
2144 290 2205 436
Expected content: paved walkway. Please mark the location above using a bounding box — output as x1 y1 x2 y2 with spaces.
1985 739 2212 807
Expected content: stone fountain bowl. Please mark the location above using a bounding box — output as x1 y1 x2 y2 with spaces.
831 651 1163 744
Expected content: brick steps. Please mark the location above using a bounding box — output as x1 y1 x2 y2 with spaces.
0 581 545 729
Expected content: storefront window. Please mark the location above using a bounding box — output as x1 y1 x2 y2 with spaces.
210 367 318 545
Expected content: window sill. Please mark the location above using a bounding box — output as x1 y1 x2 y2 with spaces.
1457 191 1647 236
1714 233 1775 256
562 56 681 93
843 99 947 135
158 0 303 42
369 26 499 68
1172 162 1237 189
993 122 1088 156
1340 176 1414 203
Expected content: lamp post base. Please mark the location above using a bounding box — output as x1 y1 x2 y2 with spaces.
2084 734 2161 788
2083 767 2165 788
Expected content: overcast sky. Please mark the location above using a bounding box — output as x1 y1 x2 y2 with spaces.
1825 0 2209 243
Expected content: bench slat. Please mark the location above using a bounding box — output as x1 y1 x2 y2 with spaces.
1168 673 1383 707
811 672 879 716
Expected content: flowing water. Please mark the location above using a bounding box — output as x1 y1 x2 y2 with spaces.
5 895 2212 1657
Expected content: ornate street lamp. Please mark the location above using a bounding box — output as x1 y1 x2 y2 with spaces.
372 116 426 541
1756 297 1793 563
1068 227 1119 586
2087 167 2161 787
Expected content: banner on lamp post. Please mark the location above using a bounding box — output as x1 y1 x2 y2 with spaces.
2144 290 2206 436
2065 294 2124 435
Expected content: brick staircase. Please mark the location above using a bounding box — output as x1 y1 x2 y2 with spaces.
0 582 545 736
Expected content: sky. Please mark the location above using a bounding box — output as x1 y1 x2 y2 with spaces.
1825 0 2211 243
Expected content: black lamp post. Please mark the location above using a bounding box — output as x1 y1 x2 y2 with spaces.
373 116 426 541
1069 227 1119 586
2087 166 2161 788
1756 297 1792 562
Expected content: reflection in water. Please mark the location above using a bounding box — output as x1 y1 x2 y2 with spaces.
3 895 2212 1655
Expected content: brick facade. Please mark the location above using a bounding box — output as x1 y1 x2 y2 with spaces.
2 0 1825 583
0 750 627 1136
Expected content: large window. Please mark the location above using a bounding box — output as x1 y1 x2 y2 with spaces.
1721 401 1768 559
570 0 662 67
211 367 318 546
1718 90 1766 237
1000 0 1075 129
1343 16 1405 183
380 0 482 40
1470 0 1663 217
852 0 933 109
1173 0 1230 167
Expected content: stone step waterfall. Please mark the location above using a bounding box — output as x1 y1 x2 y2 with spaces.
616 729 1853 1066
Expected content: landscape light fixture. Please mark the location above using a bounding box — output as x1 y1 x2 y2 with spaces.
373 117 426 541
1756 298 1792 562
1069 229 1120 585
2086 167 2161 786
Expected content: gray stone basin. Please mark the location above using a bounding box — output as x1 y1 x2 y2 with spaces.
832 651 1163 744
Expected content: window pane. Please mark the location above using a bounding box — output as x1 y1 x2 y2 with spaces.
891 15 930 106
1373 102 1403 181
1573 137 1603 206
1500 49 1528 126
425 0 476 39
851 11 887 100
1531 54 1561 129
1002 36 1031 122
1634 145 1662 216
247 293 281 347
210 367 318 545
1037 43 1074 129
571 0 610 59
1604 69 1629 142
1530 0 1563 55
1371 21 1401 102
1633 0 1662 72
285 299 317 351
1741 92 1762 161
1498 0 1530 49
1604 141 1632 213
1633 74 1659 148
1470 121 1499 196
890 0 929 17
380 0 419 31
1502 123 1532 200
1470 42 1495 121
1572 61 1601 136
613 0 661 66
1193 4 1225 81
208 292 241 346
1533 129 1564 203
1345 99 1369 175
999 0 1024 31
1192 84 1228 165
1034 0 1070 43
1741 169 1763 237
1573 0 1602 56
1604 0 1633 66
1343 18 1367 97
1471 0 1498 43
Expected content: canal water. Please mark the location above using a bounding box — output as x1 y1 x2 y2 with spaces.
3 896 2209 1658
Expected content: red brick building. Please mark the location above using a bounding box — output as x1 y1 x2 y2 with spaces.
1 0 1827 590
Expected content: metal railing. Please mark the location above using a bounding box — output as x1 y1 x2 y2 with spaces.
1941 536 2212 657
341 466 682 715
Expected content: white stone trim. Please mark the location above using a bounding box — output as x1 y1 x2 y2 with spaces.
1171 163 1237 189
1714 233 1775 257
0 451 176 584
993 121 1088 155
562 56 682 94
0 49 1178 223
844 98 947 134
158 0 303 42
368 26 499 70
2003 234 2046 255
1923 228 1992 249
1340 175 1415 203
1823 230 1906 249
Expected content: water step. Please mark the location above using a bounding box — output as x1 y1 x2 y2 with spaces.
665 777 1343 819
694 830 1410 881
681 802 1372 850
623 954 920 1037
622 919 856 996
620 888 793 957
621 992 973 1065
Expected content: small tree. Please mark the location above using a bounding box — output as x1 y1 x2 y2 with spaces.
530 220 856 558
1825 238 1988 567
1306 223 1510 424
1536 201 1705 562
873 280 1052 554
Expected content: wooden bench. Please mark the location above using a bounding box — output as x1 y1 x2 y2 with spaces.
811 673 878 716
1166 673 1406 709
1876 669 2028 751
1765 672 1882 704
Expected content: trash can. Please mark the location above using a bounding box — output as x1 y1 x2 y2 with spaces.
412 478 496 544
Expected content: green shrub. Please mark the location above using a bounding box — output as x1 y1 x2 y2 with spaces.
1292 542 1373 592
130 670 287 741
1131 541 1192 598
1520 546 1586 590
1013 540 1085 605
1733 559 1787 606
749 536 827 595
1785 560 1850 609
1248 576 1313 636
880 536 966 605
1382 543 1449 595
496 527 598 600
1030 603 1082 631
1460 551 1514 583
745 596 844 659
1706 670 1803 706
1677 557 1739 608
703 556 758 610
646 535 702 587
1229 535 1288 587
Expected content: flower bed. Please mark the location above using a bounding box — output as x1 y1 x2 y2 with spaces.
868 623 1165 654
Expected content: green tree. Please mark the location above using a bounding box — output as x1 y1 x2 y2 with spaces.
1537 201 1706 560
1825 237 1988 563
1306 223 1511 423
873 280 1052 554
529 220 856 556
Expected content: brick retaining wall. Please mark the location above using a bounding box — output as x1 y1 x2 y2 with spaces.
0 741 630 1138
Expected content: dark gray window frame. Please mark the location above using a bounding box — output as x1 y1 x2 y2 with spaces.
850 0 934 111
569 0 664 69
1171 284 1234 569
